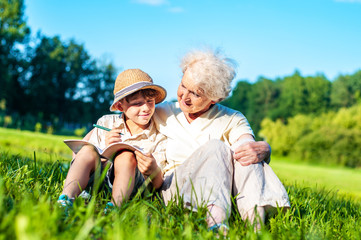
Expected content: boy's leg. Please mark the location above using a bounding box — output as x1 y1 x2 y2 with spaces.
62 145 100 198
111 151 137 206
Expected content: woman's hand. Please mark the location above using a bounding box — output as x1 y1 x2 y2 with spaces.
105 128 123 147
233 141 271 166
134 151 159 177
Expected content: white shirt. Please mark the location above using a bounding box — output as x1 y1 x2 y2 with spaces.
153 102 254 173
88 114 167 171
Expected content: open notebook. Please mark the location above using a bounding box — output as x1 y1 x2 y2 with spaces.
63 140 144 159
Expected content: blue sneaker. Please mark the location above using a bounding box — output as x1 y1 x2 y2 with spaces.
208 223 229 234
57 194 74 208
104 202 115 215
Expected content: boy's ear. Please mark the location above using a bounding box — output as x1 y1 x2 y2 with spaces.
115 101 123 112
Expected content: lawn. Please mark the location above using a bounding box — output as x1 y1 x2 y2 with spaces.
0 127 360 239
271 158 361 200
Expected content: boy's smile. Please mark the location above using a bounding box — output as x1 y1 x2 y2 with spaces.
116 93 156 133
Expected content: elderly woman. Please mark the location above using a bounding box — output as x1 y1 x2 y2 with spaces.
152 49 290 231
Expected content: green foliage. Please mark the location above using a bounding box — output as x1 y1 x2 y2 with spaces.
74 127 86 137
3 115 12 127
304 74 331 114
247 77 281 134
260 104 361 168
0 0 30 113
0 99 6 111
27 35 93 123
47 125 54 135
34 122 42 132
0 1 118 132
222 80 252 113
293 127 361 168
223 70 336 136
331 70 361 108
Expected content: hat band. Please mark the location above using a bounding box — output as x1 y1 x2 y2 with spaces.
114 81 154 100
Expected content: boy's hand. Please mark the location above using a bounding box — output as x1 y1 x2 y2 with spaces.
105 128 123 147
134 151 159 177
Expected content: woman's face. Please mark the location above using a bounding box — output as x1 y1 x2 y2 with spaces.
177 70 215 116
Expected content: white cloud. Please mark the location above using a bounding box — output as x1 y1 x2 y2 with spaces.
132 0 184 13
334 0 361 3
168 7 184 13
133 0 169 6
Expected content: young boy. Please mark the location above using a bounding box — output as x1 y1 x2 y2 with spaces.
58 69 167 210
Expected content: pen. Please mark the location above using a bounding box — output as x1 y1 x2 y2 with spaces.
93 124 124 135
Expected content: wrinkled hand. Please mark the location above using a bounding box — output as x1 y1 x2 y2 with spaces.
134 151 159 177
105 128 123 147
233 141 271 166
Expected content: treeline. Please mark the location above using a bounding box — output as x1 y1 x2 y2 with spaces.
222 70 361 135
222 70 361 168
0 0 117 134
260 104 361 168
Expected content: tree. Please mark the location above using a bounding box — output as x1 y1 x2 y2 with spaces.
79 60 118 123
26 35 94 124
304 74 331 114
0 0 30 112
331 70 361 109
221 80 251 113
277 71 308 119
247 77 280 135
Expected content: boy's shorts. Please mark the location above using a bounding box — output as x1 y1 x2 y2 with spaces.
70 158 145 199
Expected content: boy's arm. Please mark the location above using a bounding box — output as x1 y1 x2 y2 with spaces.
148 166 164 190
134 151 164 189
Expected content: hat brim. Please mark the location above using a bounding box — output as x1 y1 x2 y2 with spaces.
110 83 167 112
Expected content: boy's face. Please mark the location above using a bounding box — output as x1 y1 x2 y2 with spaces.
116 93 156 129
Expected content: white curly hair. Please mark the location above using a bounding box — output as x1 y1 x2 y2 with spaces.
180 48 237 102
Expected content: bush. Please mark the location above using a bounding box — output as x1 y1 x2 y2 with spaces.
292 127 361 168
35 122 42 132
74 127 86 137
260 104 361 168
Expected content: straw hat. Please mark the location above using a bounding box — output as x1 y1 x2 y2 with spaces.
110 69 167 111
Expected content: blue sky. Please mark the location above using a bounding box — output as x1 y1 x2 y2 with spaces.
25 0 361 100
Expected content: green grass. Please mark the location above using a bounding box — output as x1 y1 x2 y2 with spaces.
271 158 361 200
0 127 78 161
0 127 361 239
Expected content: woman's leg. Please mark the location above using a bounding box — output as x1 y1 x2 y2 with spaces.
161 139 233 227
233 161 290 230
62 145 100 198
111 151 137 206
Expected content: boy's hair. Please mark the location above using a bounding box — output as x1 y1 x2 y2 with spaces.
122 88 160 103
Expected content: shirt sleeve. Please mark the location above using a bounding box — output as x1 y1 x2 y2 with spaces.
151 132 168 173
227 112 254 146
